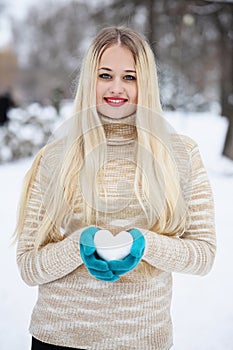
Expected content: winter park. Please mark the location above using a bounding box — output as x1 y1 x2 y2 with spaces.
1 1 233 350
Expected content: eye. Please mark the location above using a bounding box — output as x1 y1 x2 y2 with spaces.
124 75 136 81
99 73 112 79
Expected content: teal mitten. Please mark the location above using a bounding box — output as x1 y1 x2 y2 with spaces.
108 228 145 276
79 226 119 282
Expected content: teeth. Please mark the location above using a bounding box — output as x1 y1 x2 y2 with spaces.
107 99 125 104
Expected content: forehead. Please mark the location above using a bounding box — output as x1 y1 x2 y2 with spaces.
99 45 135 68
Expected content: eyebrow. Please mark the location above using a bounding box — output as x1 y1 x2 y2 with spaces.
98 67 136 73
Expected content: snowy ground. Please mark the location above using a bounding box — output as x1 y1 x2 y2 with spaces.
0 111 233 350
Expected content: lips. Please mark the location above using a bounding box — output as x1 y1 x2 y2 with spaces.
104 97 128 107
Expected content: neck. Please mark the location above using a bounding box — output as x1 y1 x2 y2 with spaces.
99 112 137 145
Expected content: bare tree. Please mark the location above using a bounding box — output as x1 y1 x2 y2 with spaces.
190 0 233 159
92 0 233 159
12 0 92 105
9 0 233 159
215 5 233 159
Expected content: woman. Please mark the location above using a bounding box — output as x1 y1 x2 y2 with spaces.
15 26 216 350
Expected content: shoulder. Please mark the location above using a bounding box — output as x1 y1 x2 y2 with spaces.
170 133 198 155
28 139 65 181
172 133 206 168
41 139 65 168
169 133 205 181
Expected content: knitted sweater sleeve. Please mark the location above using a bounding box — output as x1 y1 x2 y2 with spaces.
141 144 216 276
16 148 85 287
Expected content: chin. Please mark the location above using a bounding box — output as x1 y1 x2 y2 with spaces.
97 104 136 119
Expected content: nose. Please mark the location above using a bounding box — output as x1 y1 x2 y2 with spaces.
109 78 124 95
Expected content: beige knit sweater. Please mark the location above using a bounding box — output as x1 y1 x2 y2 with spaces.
17 113 216 350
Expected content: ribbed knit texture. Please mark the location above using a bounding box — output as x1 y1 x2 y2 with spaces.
17 113 216 350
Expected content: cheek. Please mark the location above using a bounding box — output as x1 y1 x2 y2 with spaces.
96 83 100 102
132 85 138 103
96 82 104 102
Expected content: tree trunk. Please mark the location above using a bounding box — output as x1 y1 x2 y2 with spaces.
145 0 157 54
147 0 155 44
223 118 233 160
219 14 233 160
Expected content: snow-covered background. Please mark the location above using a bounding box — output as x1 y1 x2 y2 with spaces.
0 108 233 349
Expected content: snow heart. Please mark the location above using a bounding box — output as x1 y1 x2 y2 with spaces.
94 229 133 262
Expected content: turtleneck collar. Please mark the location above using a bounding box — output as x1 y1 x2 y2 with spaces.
99 112 137 145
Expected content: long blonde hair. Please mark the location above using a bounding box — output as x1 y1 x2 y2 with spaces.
15 26 188 247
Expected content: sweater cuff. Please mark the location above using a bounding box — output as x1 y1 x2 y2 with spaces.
67 226 90 245
136 228 157 262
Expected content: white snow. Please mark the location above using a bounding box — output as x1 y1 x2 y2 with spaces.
0 111 232 349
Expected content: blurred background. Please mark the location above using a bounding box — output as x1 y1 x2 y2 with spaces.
0 0 232 162
0 0 233 349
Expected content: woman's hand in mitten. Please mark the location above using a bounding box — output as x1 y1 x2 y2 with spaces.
108 228 145 276
79 226 119 282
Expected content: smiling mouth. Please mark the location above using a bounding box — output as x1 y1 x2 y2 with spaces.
104 97 128 107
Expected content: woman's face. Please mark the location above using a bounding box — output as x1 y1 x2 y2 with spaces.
96 44 138 119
